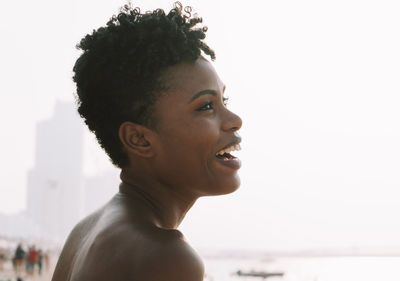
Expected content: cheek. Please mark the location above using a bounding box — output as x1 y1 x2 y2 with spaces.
163 118 219 151
170 125 217 165
159 120 219 172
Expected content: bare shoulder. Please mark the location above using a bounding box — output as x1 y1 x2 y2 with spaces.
78 225 204 281
134 228 205 281
53 196 204 281
52 208 104 281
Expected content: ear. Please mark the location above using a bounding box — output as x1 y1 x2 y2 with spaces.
118 121 156 158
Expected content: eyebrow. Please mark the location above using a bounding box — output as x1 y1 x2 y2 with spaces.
189 86 226 103
189 89 217 103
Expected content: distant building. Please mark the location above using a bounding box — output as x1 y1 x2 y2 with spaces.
84 169 120 215
1 101 120 243
26 101 84 241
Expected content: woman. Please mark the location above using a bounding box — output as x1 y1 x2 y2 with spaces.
52 3 242 281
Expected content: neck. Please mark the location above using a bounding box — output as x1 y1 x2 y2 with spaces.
119 169 197 229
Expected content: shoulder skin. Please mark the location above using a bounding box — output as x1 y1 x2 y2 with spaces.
69 223 204 281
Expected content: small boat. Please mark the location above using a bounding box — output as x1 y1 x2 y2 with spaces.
236 270 284 279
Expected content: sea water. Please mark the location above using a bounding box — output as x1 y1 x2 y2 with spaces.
203 256 400 281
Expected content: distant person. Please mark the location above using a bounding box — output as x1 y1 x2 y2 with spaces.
44 251 50 272
37 249 43 275
52 2 242 281
13 243 25 275
0 249 6 271
26 245 38 276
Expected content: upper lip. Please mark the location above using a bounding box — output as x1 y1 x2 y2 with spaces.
216 136 242 154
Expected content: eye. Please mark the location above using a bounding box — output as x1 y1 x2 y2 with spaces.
222 97 229 106
196 101 214 111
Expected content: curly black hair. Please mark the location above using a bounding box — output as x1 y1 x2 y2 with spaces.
73 2 215 168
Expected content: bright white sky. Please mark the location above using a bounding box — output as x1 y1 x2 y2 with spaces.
0 0 399 252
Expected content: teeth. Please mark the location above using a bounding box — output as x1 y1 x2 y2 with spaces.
216 144 241 156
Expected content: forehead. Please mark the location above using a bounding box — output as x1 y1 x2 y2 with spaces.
160 57 223 97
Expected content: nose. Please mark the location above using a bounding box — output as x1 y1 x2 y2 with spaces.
222 108 242 132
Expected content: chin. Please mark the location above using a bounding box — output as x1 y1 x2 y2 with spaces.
204 175 241 196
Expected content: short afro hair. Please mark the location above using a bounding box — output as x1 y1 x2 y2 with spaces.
73 2 215 168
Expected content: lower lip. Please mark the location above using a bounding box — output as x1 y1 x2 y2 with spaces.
216 156 242 170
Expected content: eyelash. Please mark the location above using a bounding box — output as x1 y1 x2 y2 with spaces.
197 97 229 111
223 97 229 106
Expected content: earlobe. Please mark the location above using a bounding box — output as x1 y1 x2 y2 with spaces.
119 122 155 158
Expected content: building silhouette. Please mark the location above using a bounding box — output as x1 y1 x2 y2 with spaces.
26 101 84 241
0 101 120 242
84 169 120 215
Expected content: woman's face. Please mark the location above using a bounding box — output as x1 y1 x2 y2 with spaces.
150 57 242 197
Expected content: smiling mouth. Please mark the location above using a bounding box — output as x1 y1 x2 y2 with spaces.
215 144 241 160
